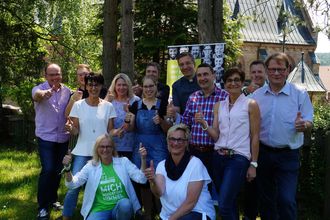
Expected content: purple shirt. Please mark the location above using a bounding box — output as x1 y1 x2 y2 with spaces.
181 86 228 146
32 81 71 143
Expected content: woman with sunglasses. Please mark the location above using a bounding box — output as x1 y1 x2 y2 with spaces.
62 134 147 220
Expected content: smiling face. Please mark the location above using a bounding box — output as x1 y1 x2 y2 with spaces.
224 72 244 95
178 55 195 79
196 66 215 91
145 66 159 81
97 137 114 162
45 64 62 88
169 48 178 59
76 67 90 88
267 59 289 91
86 81 102 98
167 129 188 156
250 63 266 87
115 77 128 98
142 78 157 99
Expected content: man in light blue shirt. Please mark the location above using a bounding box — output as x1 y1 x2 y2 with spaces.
252 52 313 220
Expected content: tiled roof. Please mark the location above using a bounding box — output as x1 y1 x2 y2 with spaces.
228 0 316 45
287 60 326 92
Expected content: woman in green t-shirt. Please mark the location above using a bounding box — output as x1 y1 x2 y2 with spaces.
62 134 147 220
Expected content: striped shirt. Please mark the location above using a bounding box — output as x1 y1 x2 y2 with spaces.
181 86 228 146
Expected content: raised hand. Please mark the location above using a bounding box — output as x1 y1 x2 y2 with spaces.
43 87 54 99
153 110 161 125
295 111 306 132
139 143 147 159
166 101 176 123
194 106 205 124
71 90 83 102
105 90 115 102
144 160 155 181
65 117 74 132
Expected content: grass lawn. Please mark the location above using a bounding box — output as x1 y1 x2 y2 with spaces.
0 148 82 220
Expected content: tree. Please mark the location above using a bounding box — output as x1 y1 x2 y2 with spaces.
103 0 118 87
120 0 134 80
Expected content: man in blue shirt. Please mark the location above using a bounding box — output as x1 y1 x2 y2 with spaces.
172 52 200 115
252 52 313 219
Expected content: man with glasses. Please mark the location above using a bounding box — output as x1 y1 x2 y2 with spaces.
172 52 200 115
252 53 313 219
32 63 71 219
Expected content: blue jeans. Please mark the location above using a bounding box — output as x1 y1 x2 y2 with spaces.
86 198 133 220
37 138 68 210
257 146 300 220
63 155 92 217
212 152 249 220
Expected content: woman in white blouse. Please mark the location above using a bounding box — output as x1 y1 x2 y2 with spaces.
196 67 260 220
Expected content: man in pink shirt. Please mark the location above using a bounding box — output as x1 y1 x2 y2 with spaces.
32 63 71 220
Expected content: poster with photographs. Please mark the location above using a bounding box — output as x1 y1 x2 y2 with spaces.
167 43 225 90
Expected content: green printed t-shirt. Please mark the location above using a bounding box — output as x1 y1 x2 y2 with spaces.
91 163 128 213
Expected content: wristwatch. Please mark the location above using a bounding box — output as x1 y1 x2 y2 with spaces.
250 161 258 168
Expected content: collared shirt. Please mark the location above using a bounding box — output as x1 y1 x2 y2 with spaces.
252 82 313 149
172 75 200 115
32 81 71 143
181 86 228 146
214 94 251 159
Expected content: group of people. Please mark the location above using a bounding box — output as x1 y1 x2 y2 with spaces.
33 51 313 220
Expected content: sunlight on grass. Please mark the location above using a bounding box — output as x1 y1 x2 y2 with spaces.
0 148 82 220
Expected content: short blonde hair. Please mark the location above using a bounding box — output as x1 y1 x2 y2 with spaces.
92 134 118 165
76 64 91 73
109 73 134 99
167 123 191 142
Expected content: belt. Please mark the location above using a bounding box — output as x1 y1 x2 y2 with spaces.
216 148 235 157
190 144 214 153
260 142 292 153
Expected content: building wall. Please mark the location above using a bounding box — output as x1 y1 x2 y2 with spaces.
238 42 318 79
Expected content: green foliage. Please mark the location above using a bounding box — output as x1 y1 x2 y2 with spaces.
313 101 330 131
4 77 44 118
223 2 243 68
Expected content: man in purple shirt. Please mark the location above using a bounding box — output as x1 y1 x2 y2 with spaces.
32 63 71 220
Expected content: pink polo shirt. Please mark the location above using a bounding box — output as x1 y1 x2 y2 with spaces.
32 81 71 143
214 94 251 159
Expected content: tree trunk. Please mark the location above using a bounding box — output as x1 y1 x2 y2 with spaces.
198 0 223 43
103 0 118 87
120 0 134 80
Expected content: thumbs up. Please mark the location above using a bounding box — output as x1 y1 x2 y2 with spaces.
153 110 160 125
149 160 154 171
295 111 306 132
194 106 204 124
65 117 74 132
61 149 72 174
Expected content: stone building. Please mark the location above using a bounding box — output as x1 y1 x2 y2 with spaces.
227 0 319 79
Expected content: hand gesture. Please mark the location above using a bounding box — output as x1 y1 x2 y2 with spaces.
65 118 74 132
153 110 161 125
139 143 147 159
132 80 143 96
105 90 115 102
71 90 83 102
295 112 306 132
62 149 72 167
194 106 205 124
43 87 54 99
166 101 176 122
144 160 155 181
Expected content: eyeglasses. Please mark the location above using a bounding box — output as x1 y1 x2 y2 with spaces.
143 84 155 89
87 83 101 88
226 78 241 84
99 145 112 149
168 137 187 144
178 61 194 68
47 73 61 77
267 68 287 74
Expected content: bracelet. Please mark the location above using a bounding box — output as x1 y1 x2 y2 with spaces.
201 122 208 131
